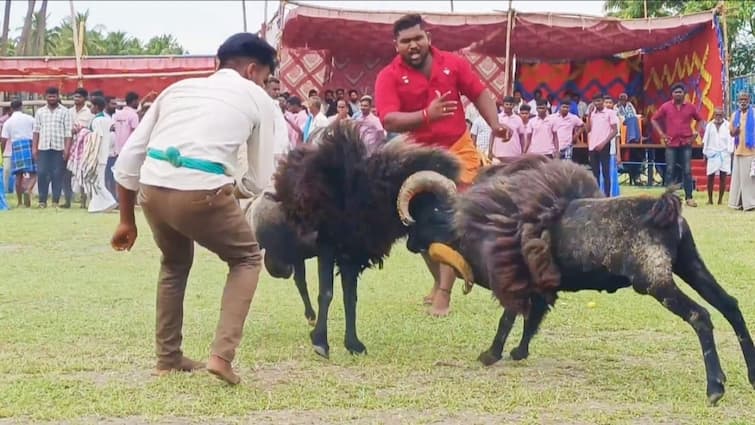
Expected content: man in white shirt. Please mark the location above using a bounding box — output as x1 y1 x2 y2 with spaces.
0 100 36 207
110 33 279 386
302 96 329 143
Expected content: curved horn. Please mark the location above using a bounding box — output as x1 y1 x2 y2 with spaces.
396 170 457 226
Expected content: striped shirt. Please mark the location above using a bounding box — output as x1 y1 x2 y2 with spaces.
34 105 72 151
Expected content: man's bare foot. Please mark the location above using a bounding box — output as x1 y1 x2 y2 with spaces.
207 354 241 385
423 286 438 305
427 289 451 317
152 356 205 377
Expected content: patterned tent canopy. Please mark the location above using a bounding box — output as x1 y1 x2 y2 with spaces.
280 3 715 62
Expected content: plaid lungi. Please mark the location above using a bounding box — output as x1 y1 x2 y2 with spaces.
11 139 36 174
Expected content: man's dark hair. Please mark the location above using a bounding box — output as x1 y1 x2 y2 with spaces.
125 91 139 105
325 89 334 95
592 93 604 101
519 104 531 112
90 96 106 110
74 88 88 98
536 99 548 107
10 99 22 110
105 95 115 104
502 96 515 104
348 89 358 96
286 95 302 107
561 98 572 106
671 82 686 93
393 14 424 37
45 87 59 95
217 33 278 73
267 76 280 85
308 89 318 97
513 89 522 95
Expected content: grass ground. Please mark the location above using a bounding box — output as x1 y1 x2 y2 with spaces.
1 188 754 424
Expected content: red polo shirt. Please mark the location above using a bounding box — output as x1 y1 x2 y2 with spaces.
374 47 486 148
652 100 703 147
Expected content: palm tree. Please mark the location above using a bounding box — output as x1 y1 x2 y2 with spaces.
1 0 11 55
102 30 134 55
53 11 105 56
144 34 186 55
17 0 36 55
32 0 47 55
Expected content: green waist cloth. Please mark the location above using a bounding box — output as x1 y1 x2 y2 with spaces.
147 147 226 175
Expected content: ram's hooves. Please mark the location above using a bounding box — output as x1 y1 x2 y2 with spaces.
477 350 502 367
707 380 725 407
313 345 330 359
344 341 367 355
509 347 529 361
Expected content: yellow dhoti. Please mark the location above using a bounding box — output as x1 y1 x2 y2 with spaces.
448 131 489 187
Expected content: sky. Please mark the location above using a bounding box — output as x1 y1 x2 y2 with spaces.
3 0 606 55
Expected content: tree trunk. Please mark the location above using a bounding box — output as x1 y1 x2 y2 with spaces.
18 0 36 56
0 0 11 55
33 0 47 55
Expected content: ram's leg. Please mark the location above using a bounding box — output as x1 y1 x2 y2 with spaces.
478 309 517 366
293 261 316 326
310 246 335 359
673 231 755 389
340 262 366 355
510 295 549 361
635 278 726 406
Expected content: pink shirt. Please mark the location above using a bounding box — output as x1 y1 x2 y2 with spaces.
112 106 139 156
527 115 557 155
356 113 386 155
493 112 524 158
588 108 619 151
551 112 583 150
284 110 308 149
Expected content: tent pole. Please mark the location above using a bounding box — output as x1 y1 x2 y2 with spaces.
643 0 648 18
68 0 83 88
502 0 514 95
242 0 248 31
719 1 730 116
450 0 454 12
262 0 269 38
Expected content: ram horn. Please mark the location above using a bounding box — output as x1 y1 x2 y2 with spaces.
396 170 457 226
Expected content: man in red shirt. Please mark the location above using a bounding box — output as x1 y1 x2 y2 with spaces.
651 83 706 207
375 14 511 316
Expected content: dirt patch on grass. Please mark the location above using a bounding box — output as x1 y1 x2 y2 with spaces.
0 244 23 253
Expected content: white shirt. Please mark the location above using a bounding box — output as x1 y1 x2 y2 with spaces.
69 105 94 131
470 116 492 154
90 113 114 164
702 120 734 157
114 68 278 194
311 112 329 132
271 100 290 156
1 111 35 143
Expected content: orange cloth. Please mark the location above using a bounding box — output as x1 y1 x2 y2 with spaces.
448 131 486 186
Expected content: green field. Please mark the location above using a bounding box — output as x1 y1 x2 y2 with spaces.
1 188 754 424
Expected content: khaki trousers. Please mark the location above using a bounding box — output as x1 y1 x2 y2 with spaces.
138 183 262 368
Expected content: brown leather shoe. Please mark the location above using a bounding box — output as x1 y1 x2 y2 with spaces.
152 356 206 376
207 354 241 385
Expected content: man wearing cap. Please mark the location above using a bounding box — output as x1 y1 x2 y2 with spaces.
651 82 706 207
375 14 512 317
110 33 279 385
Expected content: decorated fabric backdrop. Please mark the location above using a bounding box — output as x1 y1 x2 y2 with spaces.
277 48 509 101
515 56 643 104
643 23 723 144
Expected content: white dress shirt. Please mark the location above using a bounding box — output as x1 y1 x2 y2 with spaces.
114 68 277 194
1 111 35 143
